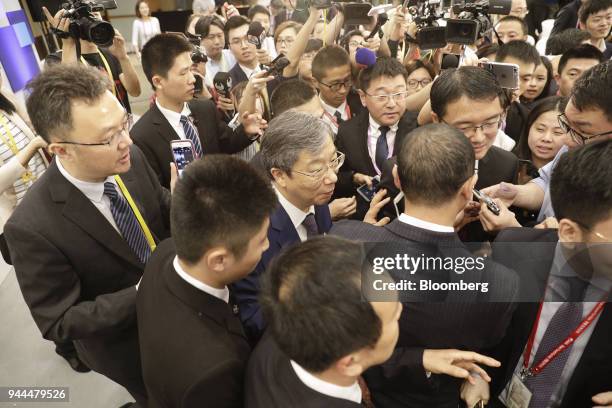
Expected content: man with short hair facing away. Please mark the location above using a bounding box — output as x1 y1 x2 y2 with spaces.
4 65 173 407
137 156 277 408
246 236 403 407
131 34 263 189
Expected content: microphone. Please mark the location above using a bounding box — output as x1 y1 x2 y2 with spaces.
355 47 377 69
247 21 266 50
441 54 460 70
264 56 290 77
213 71 235 120
366 12 388 40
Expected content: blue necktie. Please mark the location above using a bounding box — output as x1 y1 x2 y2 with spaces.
104 182 152 264
180 115 204 158
375 126 390 173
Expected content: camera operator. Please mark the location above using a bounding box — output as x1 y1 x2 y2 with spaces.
43 6 141 114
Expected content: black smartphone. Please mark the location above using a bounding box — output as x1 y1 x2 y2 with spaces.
357 176 381 202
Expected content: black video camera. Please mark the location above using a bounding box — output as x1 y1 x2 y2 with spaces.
185 33 208 64
61 0 116 47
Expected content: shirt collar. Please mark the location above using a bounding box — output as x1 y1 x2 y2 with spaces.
155 99 191 129
290 360 362 404
239 63 261 79
398 213 455 233
173 256 230 303
56 157 116 203
274 185 315 231
550 243 612 294
368 114 399 134
320 96 347 117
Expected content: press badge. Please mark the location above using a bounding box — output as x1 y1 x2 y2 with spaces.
502 374 532 408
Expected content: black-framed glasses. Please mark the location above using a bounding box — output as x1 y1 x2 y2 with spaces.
57 113 133 147
557 113 612 145
317 77 352 92
442 115 503 137
293 151 345 183
407 78 432 89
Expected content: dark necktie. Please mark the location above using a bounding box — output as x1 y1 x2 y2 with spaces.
104 182 152 264
334 111 344 125
180 115 204 158
358 376 375 408
301 213 319 239
375 126 390 173
524 277 588 407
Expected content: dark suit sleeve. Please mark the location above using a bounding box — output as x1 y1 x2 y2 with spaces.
133 145 171 231
207 102 255 154
233 259 267 345
4 223 137 342
132 131 166 187
335 127 356 198
550 6 574 36
368 346 436 391
182 358 245 408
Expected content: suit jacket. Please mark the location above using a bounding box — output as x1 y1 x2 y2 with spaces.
245 333 363 408
137 239 250 408
232 201 332 344
131 98 254 188
489 227 612 408
331 219 519 408
4 146 171 400
551 0 581 36
228 63 284 101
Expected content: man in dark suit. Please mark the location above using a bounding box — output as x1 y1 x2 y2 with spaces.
485 139 612 408
246 236 403 407
332 124 519 408
4 65 172 407
226 16 266 86
335 57 418 218
131 33 263 188
137 156 277 408
551 0 585 36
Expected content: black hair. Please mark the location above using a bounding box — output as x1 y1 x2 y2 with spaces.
248 4 270 19
495 40 540 67
141 34 192 89
551 139 612 228
340 29 364 52
25 64 110 142
571 60 612 122
194 15 225 39
557 44 605 75
477 43 499 59
0 93 16 115
579 0 612 24
545 28 591 55
514 96 568 161
224 15 250 39
311 45 351 81
496 15 529 37
261 236 382 372
270 79 317 117
404 59 435 80
358 57 408 92
171 155 277 263
397 124 475 206
430 67 503 119
304 38 324 54
535 56 554 102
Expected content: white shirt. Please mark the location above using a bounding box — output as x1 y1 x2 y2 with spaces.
493 129 516 151
131 17 161 51
398 213 455 233
274 186 314 242
367 115 398 175
239 63 262 80
320 97 349 136
155 100 192 141
205 49 236 88
290 360 362 404
173 256 230 303
56 158 121 234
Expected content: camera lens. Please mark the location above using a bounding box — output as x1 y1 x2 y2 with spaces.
88 20 115 47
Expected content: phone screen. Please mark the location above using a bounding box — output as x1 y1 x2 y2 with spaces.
357 177 381 202
172 144 195 177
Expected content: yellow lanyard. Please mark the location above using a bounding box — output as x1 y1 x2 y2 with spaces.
81 50 116 97
113 175 157 251
0 114 35 183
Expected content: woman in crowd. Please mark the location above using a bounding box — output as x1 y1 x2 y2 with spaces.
274 21 302 56
132 1 161 51
405 60 435 96
520 56 554 108
0 78 48 263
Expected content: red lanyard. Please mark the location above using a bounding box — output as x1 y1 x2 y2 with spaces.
323 103 352 128
521 300 606 379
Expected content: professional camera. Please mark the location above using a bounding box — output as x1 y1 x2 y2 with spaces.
61 0 116 47
185 33 208 64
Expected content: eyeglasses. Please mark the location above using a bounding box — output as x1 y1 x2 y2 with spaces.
348 41 361 48
318 77 352 92
575 221 612 241
229 36 250 46
444 115 502 137
558 113 612 145
364 90 410 104
58 113 133 147
204 33 224 42
293 151 345 183
277 37 295 46
407 79 431 89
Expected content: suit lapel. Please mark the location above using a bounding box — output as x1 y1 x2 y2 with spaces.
270 204 300 248
187 101 209 153
47 161 143 269
356 112 376 175
151 103 180 145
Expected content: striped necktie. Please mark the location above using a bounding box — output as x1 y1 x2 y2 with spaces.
104 182 152 264
180 115 204 158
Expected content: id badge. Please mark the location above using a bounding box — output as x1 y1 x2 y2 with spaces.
502 374 532 408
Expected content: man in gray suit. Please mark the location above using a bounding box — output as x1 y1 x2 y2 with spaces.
332 123 519 408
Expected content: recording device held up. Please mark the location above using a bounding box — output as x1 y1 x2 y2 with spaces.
264 55 290 77
213 72 235 120
182 32 208 95
59 0 117 47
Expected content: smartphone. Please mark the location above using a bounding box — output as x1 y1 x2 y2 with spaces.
473 188 501 216
171 140 196 177
357 175 380 202
393 191 405 219
478 61 520 89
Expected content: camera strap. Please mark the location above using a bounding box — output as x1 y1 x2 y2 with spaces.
81 50 116 97
113 175 157 251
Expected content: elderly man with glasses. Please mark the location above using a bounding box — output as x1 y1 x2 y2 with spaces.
481 61 612 231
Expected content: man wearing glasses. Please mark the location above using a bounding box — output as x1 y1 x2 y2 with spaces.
4 65 173 407
335 57 418 219
482 61 612 231
226 16 271 86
